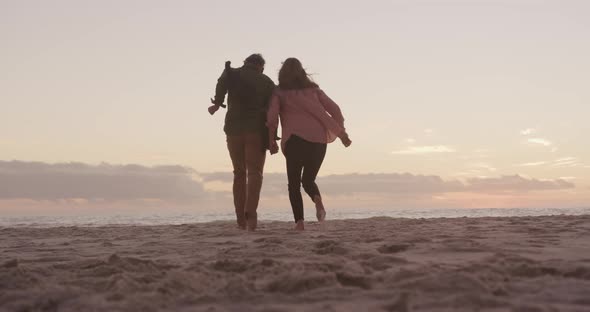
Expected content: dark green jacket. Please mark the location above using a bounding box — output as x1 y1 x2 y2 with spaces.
213 64 276 136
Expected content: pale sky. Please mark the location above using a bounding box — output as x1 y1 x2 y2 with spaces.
1 0 589 213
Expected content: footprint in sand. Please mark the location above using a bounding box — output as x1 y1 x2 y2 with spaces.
253 237 283 244
377 243 411 254
313 240 349 255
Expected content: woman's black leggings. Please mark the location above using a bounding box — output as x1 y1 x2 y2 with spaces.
285 135 327 222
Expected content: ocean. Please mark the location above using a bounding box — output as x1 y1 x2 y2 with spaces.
1 207 589 227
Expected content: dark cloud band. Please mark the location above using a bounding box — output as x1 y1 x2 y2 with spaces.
0 161 204 200
0 161 575 202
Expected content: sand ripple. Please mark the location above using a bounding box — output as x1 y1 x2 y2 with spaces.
1 215 589 311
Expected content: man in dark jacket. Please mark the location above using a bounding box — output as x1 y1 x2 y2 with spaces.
209 53 275 231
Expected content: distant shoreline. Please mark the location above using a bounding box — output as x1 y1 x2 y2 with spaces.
1 206 589 228
0 213 589 229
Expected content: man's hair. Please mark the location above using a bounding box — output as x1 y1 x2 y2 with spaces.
244 54 265 66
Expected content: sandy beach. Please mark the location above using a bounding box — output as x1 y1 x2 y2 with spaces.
1 215 590 311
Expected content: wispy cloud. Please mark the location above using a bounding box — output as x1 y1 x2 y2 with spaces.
555 157 576 162
468 163 497 172
405 138 416 144
520 128 537 136
515 157 581 168
527 138 552 146
517 161 548 167
552 157 579 168
424 128 434 135
391 145 455 155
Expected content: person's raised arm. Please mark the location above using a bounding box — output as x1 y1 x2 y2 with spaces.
317 89 351 147
317 89 345 127
208 64 229 115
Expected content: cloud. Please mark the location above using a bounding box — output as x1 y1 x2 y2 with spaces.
517 161 547 167
0 161 204 201
201 172 574 197
405 138 416 144
515 157 582 168
468 163 497 172
554 157 576 162
202 172 464 196
552 157 579 168
391 145 455 155
465 175 574 193
527 138 552 146
520 128 536 136
1 162 577 213
200 171 234 183
317 173 464 195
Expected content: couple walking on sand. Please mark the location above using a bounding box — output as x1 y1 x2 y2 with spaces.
208 53 351 231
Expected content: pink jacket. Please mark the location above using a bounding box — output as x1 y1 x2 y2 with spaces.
266 87 346 152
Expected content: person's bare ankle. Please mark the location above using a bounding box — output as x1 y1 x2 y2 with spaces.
247 218 257 232
294 220 304 231
313 195 326 222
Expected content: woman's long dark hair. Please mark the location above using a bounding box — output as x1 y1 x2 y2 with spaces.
278 58 319 90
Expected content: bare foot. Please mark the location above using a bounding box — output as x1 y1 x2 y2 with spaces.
313 195 326 222
295 220 304 231
247 218 257 232
237 219 247 230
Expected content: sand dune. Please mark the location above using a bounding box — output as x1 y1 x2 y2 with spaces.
1 215 590 311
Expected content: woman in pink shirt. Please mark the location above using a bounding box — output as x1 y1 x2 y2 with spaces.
267 58 351 231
